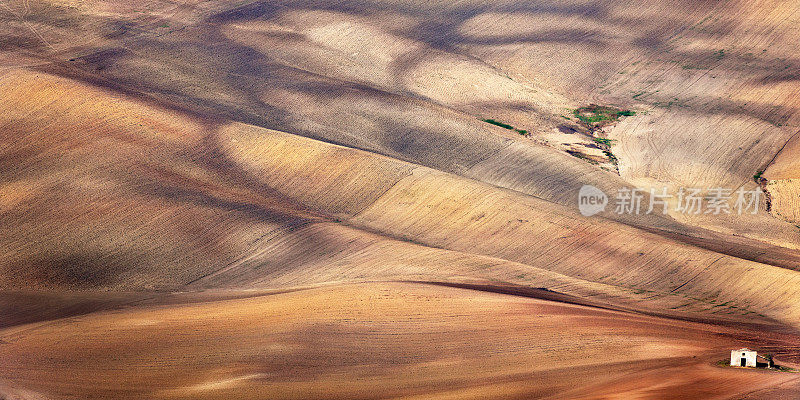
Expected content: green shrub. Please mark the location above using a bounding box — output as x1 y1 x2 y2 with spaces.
602 150 618 163
593 137 616 146
482 119 514 129
481 118 529 136
572 105 635 129
567 150 598 164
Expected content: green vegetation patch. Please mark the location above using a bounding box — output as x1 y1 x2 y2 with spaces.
482 118 514 129
593 137 616 146
572 104 635 129
481 118 529 136
602 149 618 164
566 150 599 164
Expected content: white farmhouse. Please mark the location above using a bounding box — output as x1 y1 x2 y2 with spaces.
730 348 757 367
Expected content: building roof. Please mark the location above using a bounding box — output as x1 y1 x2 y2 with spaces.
733 348 753 352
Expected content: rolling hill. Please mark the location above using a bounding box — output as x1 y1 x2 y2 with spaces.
2 0 800 398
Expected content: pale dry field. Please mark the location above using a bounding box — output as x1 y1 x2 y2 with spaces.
2 0 800 398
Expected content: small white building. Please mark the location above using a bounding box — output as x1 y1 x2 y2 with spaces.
731 348 757 367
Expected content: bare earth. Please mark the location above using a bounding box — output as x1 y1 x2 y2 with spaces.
1 0 800 398
3 282 800 399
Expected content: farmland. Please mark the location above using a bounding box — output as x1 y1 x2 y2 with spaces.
2 0 800 398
